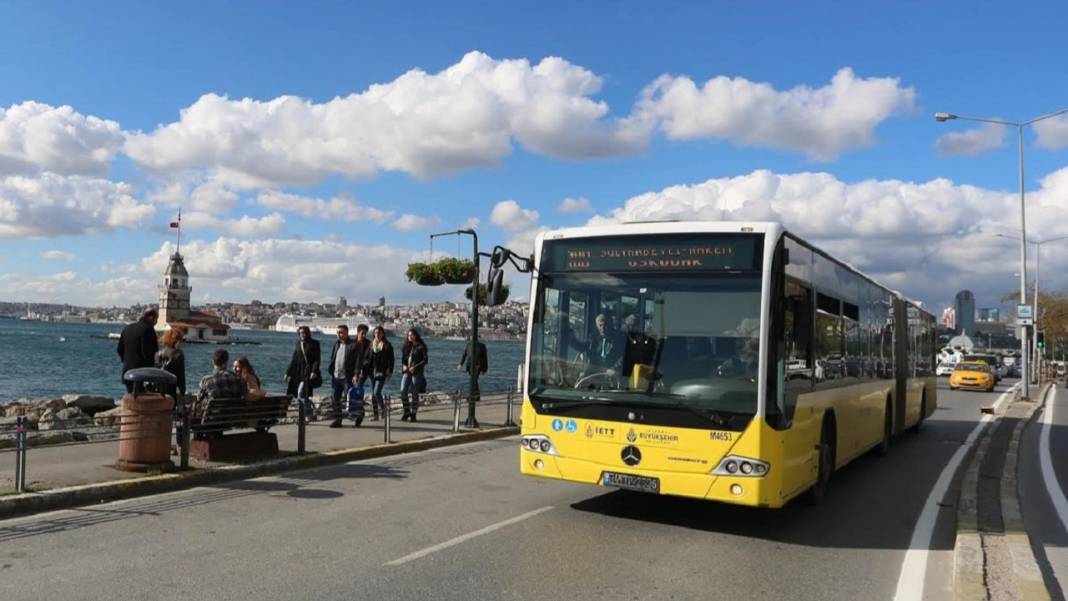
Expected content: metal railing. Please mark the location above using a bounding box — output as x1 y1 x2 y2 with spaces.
2 386 519 495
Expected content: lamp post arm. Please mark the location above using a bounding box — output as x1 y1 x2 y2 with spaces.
1025 106 1068 126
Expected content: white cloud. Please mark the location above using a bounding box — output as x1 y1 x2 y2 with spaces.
590 167 1068 309
490 199 540 232
179 211 286 237
0 173 155 239
1034 115 1068 150
257 190 393 223
391 213 439 231
557 196 592 213
635 67 915 160
123 51 647 187
0 101 123 176
935 122 1007 156
42 250 76 261
461 217 480 230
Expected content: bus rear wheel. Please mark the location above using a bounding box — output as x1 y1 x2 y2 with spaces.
909 395 926 434
806 421 835 505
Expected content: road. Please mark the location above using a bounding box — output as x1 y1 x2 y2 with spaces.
1020 382 1068 600
0 380 1034 601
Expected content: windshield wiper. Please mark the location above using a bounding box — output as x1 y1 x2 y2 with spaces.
540 395 735 427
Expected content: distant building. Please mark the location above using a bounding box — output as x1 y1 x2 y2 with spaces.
954 290 976 337
158 251 231 341
339 296 348 308
378 297 386 307
988 308 1000 322
941 307 956 330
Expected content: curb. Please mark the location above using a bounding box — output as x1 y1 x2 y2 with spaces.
0 426 518 521
953 383 1051 601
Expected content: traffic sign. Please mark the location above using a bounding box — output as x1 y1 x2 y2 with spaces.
1017 304 1034 325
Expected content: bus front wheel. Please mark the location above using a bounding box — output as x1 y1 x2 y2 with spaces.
806 420 835 505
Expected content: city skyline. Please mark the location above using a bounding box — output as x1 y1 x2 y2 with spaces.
1 2 1068 315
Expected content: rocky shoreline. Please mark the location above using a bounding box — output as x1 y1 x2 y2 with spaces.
0 390 465 450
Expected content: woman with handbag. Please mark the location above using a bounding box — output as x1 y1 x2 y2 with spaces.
400 328 428 422
367 326 394 421
285 326 322 409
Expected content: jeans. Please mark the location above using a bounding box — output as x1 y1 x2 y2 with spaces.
371 377 387 417
331 376 347 421
400 373 424 416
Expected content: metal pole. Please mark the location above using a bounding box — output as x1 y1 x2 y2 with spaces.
15 415 27 493
297 383 307 455
504 386 516 427
466 231 480 428
1034 243 1041 384
384 394 392 443
452 391 461 433
180 401 191 469
1018 124 1030 399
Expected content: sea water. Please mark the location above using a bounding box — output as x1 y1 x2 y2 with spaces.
0 319 525 402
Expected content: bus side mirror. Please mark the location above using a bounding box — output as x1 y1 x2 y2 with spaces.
486 268 507 306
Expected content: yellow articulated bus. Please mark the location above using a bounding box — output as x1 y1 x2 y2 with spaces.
519 221 936 508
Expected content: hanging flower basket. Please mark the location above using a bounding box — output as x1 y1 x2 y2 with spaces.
435 258 476 284
406 263 444 286
465 282 510 305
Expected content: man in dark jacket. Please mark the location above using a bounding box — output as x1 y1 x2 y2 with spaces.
117 308 160 392
328 325 360 428
285 326 321 399
458 338 488 401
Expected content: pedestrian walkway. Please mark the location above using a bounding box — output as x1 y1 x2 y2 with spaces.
0 397 517 494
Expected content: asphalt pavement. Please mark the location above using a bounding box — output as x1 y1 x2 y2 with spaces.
1020 382 1068 600
0 380 1019 601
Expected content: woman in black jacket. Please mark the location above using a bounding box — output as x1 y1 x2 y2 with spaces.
367 326 394 420
285 326 322 399
154 327 187 398
400 328 428 422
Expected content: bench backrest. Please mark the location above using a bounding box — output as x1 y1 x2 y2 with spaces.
194 395 291 431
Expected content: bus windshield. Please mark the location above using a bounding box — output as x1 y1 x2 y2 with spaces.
529 271 763 417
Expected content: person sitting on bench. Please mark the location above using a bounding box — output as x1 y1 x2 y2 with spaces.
192 349 248 438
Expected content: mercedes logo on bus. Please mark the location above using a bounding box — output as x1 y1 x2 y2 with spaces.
621 445 642 467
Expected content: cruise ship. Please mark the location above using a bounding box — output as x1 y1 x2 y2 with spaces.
273 313 382 334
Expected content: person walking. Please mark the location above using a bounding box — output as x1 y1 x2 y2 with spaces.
327 325 359 428
285 326 322 408
367 326 394 421
458 336 488 402
154 327 187 399
117 307 160 392
400 329 428 422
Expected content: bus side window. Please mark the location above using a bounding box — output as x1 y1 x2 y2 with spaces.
783 279 812 421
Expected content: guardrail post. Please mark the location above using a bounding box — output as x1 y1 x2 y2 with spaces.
504 386 517 427
179 400 191 469
452 390 461 433
15 415 28 493
383 394 392 444
297 391 307 455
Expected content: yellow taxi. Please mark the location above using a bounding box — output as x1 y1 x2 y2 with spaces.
948 361 996 392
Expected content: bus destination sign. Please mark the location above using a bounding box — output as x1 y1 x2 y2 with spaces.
543 234 760 272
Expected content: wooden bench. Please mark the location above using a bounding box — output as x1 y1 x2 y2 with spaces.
182 395 291 462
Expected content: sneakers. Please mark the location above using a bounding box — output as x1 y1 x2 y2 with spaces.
410 414 417 422
353 417 363 428
329 419 343 428
401 411 411 422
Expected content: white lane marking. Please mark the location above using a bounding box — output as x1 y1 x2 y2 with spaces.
1040 386 1068 534
892 383 1017 601
384 505 554 566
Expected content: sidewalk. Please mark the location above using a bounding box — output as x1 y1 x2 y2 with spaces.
0 396 518 495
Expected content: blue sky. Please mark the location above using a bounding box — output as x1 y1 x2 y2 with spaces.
1 1 1067 316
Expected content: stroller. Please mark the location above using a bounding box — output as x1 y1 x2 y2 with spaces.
346 384 365 427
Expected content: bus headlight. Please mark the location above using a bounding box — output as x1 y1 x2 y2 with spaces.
521 435 557 456
712 455 769 477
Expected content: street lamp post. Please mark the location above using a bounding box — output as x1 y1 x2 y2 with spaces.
430 228 481 428
994 233 1068 383
936 107 1068 398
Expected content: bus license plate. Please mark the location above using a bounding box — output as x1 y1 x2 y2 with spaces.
602 472 660 494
